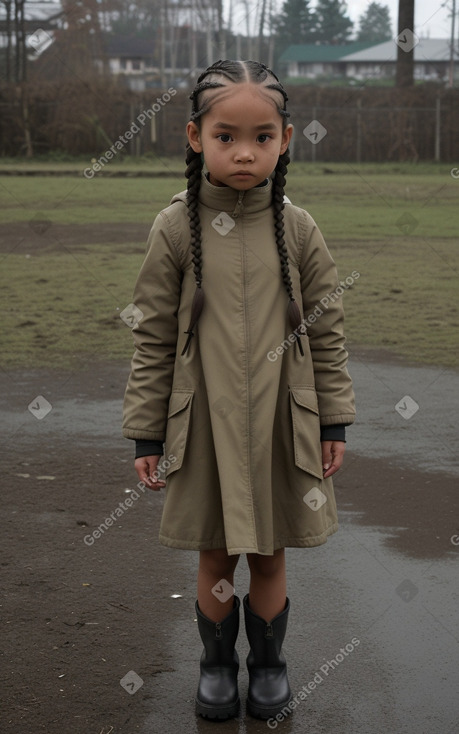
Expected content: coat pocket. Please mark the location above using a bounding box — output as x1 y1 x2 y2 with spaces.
289 386 323 480
164 389 194 477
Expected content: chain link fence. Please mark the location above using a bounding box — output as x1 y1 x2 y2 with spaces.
0 81 458 162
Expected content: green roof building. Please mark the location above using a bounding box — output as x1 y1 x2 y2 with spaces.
279 42 376 80
279 39 455 83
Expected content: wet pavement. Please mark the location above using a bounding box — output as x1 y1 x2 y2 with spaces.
137 519 459 734
348 349 459 477
1 350 458 733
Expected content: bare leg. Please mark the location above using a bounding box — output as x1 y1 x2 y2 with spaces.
246 548 286 621
197 548 240 622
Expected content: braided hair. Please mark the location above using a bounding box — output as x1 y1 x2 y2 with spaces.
181 59 304 357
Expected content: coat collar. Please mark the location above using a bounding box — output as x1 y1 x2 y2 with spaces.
198 172 273 217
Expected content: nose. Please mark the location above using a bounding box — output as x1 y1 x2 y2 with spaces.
234 146 254 163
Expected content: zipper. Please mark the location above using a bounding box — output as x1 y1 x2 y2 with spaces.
215 622 222 639
231 190 245 218
266 622 273 638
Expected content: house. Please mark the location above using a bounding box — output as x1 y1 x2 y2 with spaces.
341 38 455 83
279 38 456 83
103 36 159 91
102 34 197 90
279 42 374 80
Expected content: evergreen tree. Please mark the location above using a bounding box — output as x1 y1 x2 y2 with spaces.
314 0 353 44
272 0 316 47
357 2 393 42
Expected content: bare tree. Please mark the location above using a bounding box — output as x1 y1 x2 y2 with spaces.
0 0 13 81
255 0 267 60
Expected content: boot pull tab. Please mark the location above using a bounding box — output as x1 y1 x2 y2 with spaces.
215 622 222 639
265 622 274 638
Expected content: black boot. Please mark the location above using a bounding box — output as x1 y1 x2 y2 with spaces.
195 596 240 720
243 594 292 720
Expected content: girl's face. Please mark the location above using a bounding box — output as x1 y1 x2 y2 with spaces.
187 83 293 190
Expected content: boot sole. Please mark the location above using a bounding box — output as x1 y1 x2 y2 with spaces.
246 696 292 720
195 696 240 720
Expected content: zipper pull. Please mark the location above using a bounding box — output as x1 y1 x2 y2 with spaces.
266 622 273 638
232 191 245 218
215 622 222 639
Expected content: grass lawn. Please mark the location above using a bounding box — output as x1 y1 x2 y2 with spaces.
0 161 457 369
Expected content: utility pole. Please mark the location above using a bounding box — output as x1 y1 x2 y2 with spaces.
449 0 457 87
395 0 415 87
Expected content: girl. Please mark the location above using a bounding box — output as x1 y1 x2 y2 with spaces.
123 59 355 721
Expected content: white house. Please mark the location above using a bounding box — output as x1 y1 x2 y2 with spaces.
280 38 457 83
341 38 456 82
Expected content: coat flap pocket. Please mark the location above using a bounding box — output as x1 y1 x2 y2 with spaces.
165 390 194 477
290 386 319 416
167 390 194 418
289 386 322 480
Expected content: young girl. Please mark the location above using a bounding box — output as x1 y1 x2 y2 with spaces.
123 59 355 721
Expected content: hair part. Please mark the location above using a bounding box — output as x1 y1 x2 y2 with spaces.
182 59 304 358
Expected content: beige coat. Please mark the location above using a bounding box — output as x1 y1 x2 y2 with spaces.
123 174 355 555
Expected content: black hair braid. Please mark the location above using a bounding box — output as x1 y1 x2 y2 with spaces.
272 150 305 356
181 144 205 356
185 144 203 287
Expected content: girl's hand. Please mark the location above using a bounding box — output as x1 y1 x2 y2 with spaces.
134 455 167 491
321 440 346 479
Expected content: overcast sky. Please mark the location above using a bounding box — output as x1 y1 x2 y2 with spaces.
228 1 454 40
1 1 454 40
328 1 452 39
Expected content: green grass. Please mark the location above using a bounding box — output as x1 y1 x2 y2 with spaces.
0 174 185 225
0 161 458 370
0 242 140 370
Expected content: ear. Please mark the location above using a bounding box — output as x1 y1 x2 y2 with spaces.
280 124 293 154
187 121 203 153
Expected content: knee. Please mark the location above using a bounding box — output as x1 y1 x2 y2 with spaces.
247 549 285 578
199 549 239 578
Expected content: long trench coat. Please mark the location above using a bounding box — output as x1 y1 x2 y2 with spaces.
123 173 355 555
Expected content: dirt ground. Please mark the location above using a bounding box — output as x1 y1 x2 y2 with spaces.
1 220 458 734
1 354 458 734
0 222 150 252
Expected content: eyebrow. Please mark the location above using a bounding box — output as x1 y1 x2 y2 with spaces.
212 122 278 131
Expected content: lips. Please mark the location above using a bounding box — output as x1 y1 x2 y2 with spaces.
233 171 253 176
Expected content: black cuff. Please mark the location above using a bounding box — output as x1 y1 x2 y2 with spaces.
135 439 164 458
320 425 346 442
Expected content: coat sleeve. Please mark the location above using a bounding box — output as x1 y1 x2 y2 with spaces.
298 210 356 427
122 210 182 441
